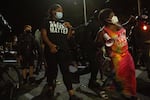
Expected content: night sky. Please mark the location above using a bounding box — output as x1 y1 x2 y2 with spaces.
0 0 149 35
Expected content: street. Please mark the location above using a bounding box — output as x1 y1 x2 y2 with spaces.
14 65 150 100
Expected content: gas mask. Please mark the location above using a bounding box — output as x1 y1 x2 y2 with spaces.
55 12 63 20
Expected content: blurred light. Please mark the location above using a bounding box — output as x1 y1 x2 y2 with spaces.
142 24 148 31
141 14 148 19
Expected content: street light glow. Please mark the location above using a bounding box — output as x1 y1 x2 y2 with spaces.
83 0 87 24
142 24 148 31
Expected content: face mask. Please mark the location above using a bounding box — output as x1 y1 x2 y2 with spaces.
55 12 63 19
111 16 119 24
107 16 119 24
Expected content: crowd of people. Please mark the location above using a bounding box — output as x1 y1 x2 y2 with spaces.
1 3 148 100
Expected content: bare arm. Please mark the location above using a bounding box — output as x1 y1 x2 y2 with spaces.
95 31 111 60
63 22 74 39
41 28 57 53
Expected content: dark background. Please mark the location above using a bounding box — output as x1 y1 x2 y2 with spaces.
0 0 149 34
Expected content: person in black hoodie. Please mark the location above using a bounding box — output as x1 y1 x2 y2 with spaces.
40 4 82 100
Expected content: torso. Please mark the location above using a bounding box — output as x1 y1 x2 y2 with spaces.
104 27 128 55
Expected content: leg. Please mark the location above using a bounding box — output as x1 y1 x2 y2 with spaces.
59 62 73 93
21 57 28 84
29 65 35 84
88 55 99 87
22 68 27 84
117 53 136 97
59 62 82 100
29 65 34 78
28 56 35 84
45 52 58 97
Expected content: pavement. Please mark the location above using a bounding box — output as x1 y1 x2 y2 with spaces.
12 65 150 100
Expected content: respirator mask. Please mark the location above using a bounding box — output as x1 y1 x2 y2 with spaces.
107 16 119 24
55 12 63 19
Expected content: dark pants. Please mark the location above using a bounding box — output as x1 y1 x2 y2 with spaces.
87 54 99 82
77 48 99 82
21 54 34 69
45 50 73 90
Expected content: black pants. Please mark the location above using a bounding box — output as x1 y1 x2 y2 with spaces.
76 49 99 82
45 50 73 91
87 52 99 82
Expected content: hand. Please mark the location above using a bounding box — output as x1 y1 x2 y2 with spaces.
104 56 111 61
103 54 111 61
49 44 58 54
63 22 75 39
63 22 72 29
67 30 75 39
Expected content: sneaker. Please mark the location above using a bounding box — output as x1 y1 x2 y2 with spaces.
89 85 109 100
88 80 109 100
69 95 82 100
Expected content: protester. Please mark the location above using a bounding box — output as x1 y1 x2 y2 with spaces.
96 8 139 100
40 4 82 100
18 25 36 84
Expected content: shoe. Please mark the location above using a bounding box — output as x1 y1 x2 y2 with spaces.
88 80 109 100
88 80 101 89
104 85 116 92
69 95 82 100
88 86 109 100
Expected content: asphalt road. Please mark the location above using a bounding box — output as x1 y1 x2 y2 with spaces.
13 66 150 100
